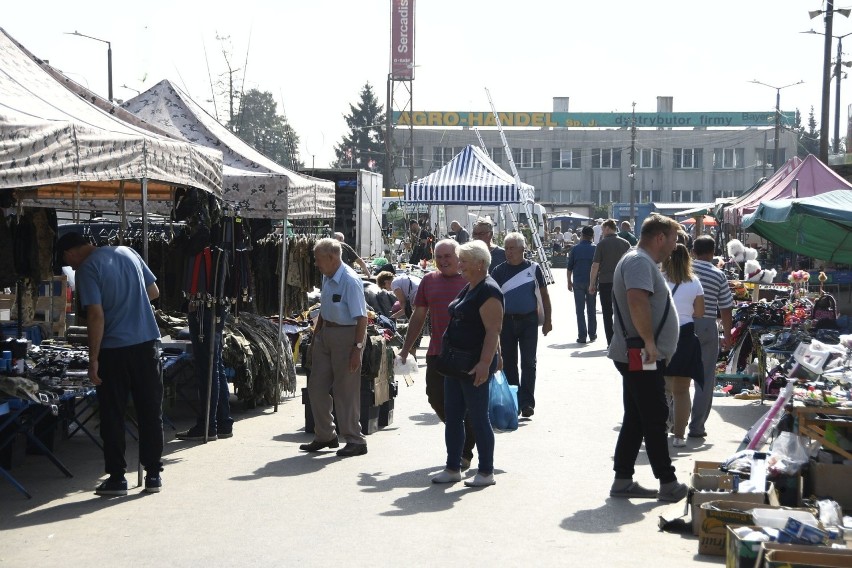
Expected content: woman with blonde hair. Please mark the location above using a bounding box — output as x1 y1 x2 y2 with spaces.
661 243 704 448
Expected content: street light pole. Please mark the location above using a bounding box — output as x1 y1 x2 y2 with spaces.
802 29 852 155
750 79 803 170
65 31 113 102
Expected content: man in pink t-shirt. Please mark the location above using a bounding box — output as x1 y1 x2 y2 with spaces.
400 239 475 468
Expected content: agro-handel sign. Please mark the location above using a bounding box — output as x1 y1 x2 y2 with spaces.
391 0 415 79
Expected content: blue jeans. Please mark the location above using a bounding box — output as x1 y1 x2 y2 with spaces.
501 312 539 410
573 286 597 340
188 305 234 434
444 375 494 474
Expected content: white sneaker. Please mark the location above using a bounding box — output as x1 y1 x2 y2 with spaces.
432 469 462 484
672 437 686 447
464 473 496 487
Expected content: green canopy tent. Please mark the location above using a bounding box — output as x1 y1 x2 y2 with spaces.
741 190 852 264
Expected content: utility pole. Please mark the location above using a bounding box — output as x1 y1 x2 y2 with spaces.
820 1 836 162
629 102 637 228
774 87 781 170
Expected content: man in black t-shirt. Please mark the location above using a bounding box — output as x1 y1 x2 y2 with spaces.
409 219 434 264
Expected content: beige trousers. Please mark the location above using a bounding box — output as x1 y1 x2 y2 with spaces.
664 376 692 438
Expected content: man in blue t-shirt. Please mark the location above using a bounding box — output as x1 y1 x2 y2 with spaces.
567 225 597 343
57 232 163 497
491 232 552 417
472 219 506 273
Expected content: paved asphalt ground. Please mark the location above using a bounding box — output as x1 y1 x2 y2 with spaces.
0 268 769 566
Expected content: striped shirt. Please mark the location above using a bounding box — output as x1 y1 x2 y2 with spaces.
693 259 734 319
413 271 467 356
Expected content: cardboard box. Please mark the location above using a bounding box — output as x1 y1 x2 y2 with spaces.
807 460 852 511
698 500 803 556
726 525 767 568
757 542 852 567
690 462 778 536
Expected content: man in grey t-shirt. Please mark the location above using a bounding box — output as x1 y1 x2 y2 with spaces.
607 214 687 503
589 219 631 346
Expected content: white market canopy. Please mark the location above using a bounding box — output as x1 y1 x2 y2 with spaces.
0 28 223 211
404 145 532 204
123 80 335 219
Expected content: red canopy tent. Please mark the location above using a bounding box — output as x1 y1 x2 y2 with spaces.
723 155 852 226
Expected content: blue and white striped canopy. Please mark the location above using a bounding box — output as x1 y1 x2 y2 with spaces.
404 145 532 204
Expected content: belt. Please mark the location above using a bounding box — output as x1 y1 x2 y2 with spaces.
324 321 356 328
505 311 536 320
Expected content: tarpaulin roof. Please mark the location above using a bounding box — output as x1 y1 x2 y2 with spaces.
404 145 532 204
742 189 852 264
0 28 223 211
123 80 335 219
723 155 852 225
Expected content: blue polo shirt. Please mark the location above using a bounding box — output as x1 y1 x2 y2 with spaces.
320 263 367 325
566 240 596 286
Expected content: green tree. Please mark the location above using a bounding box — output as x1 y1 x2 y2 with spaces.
795 106 820 157
333 83 386 172
228 89 302 170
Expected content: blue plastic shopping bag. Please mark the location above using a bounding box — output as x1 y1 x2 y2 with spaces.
488 371 518 431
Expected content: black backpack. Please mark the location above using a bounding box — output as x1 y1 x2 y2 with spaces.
812 294 838 329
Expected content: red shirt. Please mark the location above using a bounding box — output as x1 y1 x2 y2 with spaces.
413 271 466 356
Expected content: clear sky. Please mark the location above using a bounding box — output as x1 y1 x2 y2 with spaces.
2 0 847 168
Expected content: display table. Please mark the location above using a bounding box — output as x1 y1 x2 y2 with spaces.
794 406 852 461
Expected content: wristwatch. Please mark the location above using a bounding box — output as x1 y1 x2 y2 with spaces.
354 341 364 349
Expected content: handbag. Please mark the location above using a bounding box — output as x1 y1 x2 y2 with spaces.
488 371 518 431
435 342 480 379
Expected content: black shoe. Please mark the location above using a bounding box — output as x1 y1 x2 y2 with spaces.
589 335 597 342
95 477 128 496
299 438 340 452
144 474 162 494
217 430 233 439
176 426 217 441
521 406 535 418
576 338 587 344
688 431 707 438
336 443 368 457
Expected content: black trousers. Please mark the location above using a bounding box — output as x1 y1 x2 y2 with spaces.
599 282 615 345
426 355 475 460
612 361 676 484
96 340 164 476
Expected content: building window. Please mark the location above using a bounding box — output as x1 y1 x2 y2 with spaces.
432 146 461 167
591 189 621 205
712 189 743 199
591 148 622 169
399 146 422 168
489 147 503 166
551 148 581 169
671 189 705 202
755 148 786 169
550 189 582 203
511 147 543 168
634 190 661 203
713 147 745 169
673 148 703 169
638 148 662 169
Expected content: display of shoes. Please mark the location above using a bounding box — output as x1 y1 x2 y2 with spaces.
95 477 128 496
464 473 496 487
299 438 340 452
432 469 462 484
336 442 368 457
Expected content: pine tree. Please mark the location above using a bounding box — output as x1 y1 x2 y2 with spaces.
228 89 302 170
797 106 820 157
333 83 386 172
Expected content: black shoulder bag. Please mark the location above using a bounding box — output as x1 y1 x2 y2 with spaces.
612 268 674 351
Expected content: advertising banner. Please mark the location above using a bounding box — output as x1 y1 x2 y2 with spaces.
392 110 793 128
390 0 415 79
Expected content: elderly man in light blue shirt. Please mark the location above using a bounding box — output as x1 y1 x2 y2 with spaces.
300 238 370 457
